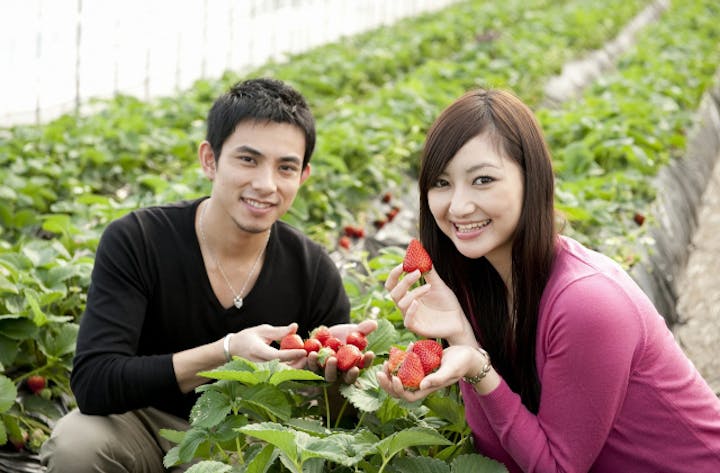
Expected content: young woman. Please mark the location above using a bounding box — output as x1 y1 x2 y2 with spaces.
378 88 720 472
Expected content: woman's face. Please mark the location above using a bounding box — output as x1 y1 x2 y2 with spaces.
427 133 524 277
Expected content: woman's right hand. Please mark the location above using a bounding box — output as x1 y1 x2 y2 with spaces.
385 264 475 346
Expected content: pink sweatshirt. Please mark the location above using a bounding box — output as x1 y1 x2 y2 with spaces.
461 236 720 472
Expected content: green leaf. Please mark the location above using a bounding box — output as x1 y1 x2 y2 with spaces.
0 334 18 367
24 288 48 327
39 323 79 358
375 427 452 460
238 422 301 464
0 375 17 412
423 392 466 428
392 456 450 473
0 274 18 295
238 383 293 421
189 390 231 429
0 419 6 446
451 453 509 473
268 367 324 385
185 461 232 473
176 428 210 464
0 318 38 341
366 318 397 355
245 444 279 473
340 366 386 412
158 428 186 444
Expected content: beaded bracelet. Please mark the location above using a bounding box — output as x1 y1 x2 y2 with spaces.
462 347 492 385
223 333 234 362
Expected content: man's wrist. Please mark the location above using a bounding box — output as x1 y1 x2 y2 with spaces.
222 333 234 362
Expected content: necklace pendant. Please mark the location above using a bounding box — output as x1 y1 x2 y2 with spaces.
233 295 243 309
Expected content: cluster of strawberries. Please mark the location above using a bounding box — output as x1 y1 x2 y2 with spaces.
387 339 443 390
279 326 368 372
337 191 402 250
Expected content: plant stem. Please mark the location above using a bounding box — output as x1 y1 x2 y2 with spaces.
333 399 349 429
352 411 367 434
323 386 331 429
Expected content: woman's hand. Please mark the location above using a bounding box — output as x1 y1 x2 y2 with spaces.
385 264 475 346
306 319 378 384
376 344 490 402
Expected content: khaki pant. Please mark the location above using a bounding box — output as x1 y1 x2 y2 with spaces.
40 407 191 473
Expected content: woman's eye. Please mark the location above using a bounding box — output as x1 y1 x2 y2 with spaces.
433 179 449 188
474 176 494 185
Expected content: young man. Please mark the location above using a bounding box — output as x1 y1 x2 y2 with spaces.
41 78 374 472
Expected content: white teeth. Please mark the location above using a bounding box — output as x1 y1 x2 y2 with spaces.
245 198 271 209
455 220 490 232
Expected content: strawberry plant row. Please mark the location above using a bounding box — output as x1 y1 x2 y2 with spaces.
538 0 720 264
285 0 650 244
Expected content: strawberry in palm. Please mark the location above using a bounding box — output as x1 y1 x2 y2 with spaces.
411 339 443 375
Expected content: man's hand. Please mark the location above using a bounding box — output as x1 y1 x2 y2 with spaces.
306 319 378 383
230 322 306 367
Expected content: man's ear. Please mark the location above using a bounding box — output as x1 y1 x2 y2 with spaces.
198 141 216 180
300 164 311 184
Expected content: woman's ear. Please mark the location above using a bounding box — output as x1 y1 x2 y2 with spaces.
198 141 216 180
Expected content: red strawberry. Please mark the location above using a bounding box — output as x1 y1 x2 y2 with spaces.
336 344 363 371
316 347 336 368
396 351 425 390
343 225 365 239
633 212 645 226
339 236 351 249
403 239 432 273
324 336 344 351
27 375 46 394
9 430 28 451
280 334 304 350
387 347 408 374
386 207 400 222
310 326 331 345
303 338 322 354
411 340 443 375
345 331 368 351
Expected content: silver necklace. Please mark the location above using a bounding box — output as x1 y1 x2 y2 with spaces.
198 200 270 309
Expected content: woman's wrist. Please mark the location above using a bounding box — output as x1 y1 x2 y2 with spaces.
462 347 492 384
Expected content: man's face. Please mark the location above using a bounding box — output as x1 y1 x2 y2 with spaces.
205 120 310 234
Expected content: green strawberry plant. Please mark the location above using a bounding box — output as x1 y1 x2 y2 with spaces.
161 319 507 472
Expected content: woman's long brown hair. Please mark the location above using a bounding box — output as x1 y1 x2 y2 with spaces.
418 88 556 412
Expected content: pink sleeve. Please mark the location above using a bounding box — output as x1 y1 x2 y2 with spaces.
473 274 646 472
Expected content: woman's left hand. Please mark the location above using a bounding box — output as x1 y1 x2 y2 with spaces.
376 344 479 402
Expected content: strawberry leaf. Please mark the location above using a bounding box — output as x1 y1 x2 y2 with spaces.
391 456 450 473
268 367 324 385
375 427 453 462
239 422 301 465
340 366 386 413
184 461 232 473
237 383 293 421
190 390 231 429
0 375 16 412
365 318 397 355
451 453 509 473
